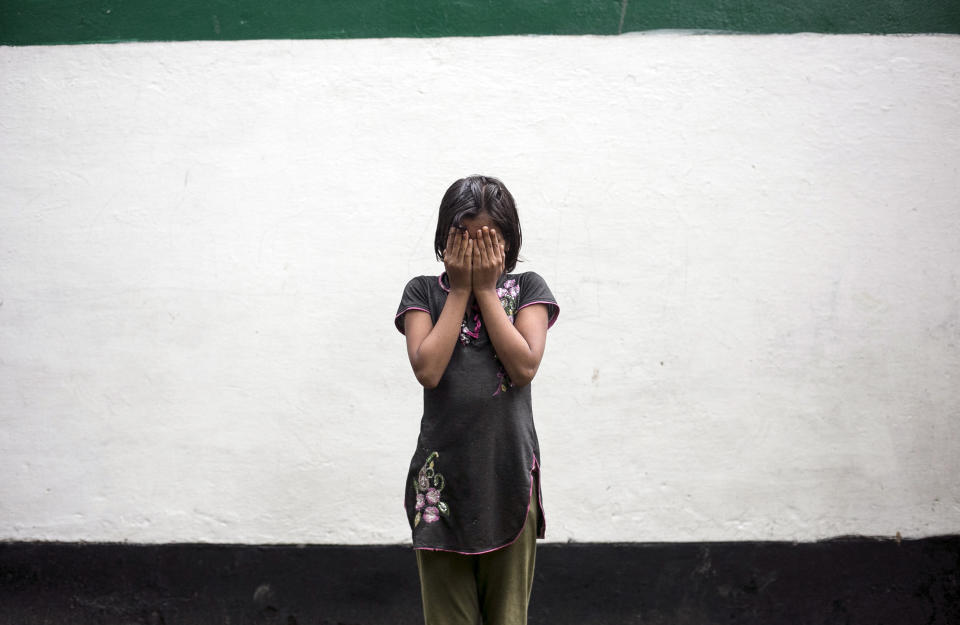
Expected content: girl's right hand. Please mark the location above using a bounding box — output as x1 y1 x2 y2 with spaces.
443 227 473 293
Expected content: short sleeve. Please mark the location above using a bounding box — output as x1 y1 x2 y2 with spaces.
517 272 559 329
395 276 433 335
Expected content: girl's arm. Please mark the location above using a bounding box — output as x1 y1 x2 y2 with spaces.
472 227 549 387
404 228 473 389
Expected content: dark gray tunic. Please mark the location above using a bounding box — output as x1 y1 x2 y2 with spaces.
395 271 559 553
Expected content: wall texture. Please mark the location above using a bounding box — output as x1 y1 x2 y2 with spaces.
2 33 958 545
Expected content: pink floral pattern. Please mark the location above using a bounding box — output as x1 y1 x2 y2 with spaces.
458 302 482 346
497 278 520 322
422 507 440 523
492 278 520 395
457 278 522 346
413 451 450 526
450 276 523 395
493 359 512 396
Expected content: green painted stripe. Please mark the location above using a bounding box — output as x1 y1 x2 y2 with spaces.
623 1 960 35
2 0 959 45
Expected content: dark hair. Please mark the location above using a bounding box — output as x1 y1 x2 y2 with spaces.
434 175 522 273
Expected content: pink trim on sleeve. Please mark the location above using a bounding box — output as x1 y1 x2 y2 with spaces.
437 273 450 293
394 307 430 335
517 300 560 329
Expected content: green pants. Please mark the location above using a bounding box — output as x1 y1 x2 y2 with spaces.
415 492 539 625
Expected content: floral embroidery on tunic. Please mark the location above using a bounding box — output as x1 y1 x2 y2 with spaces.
491 278 520 395
458 301 482 346
413 451 450 526
497 278 520 322
458 279 522 347
493 356 513 396
452 277 523 394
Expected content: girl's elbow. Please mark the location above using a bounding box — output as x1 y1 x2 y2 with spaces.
512 365 539 388
415 368 441 389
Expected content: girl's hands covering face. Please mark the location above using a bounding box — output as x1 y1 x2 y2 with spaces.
472 226 505 293
443 227 473 292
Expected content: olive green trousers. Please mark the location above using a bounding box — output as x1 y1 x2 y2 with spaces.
415 493 539 625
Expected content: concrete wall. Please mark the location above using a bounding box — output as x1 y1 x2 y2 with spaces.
2 33 958 544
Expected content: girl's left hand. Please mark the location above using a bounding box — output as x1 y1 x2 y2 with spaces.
472 226 505 293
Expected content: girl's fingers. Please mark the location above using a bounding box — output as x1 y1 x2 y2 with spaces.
454 228 466 262
444 227 455 258
494 231 505 274
494 232 505 271
478 228 490 265
449 227 460 260
465 238 474 268
460 229 471 262
491 230 502 263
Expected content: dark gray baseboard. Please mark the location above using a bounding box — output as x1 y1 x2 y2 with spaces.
1 536 958 624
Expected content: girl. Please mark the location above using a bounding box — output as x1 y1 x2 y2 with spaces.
394 175 559 625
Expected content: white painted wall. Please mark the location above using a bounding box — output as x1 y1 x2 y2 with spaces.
1 34 958 544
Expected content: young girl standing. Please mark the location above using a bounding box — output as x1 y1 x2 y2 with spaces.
394 175 559 625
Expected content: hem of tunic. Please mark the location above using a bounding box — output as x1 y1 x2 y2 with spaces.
411 455 544 556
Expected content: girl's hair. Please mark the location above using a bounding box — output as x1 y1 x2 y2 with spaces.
434 175 522 273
